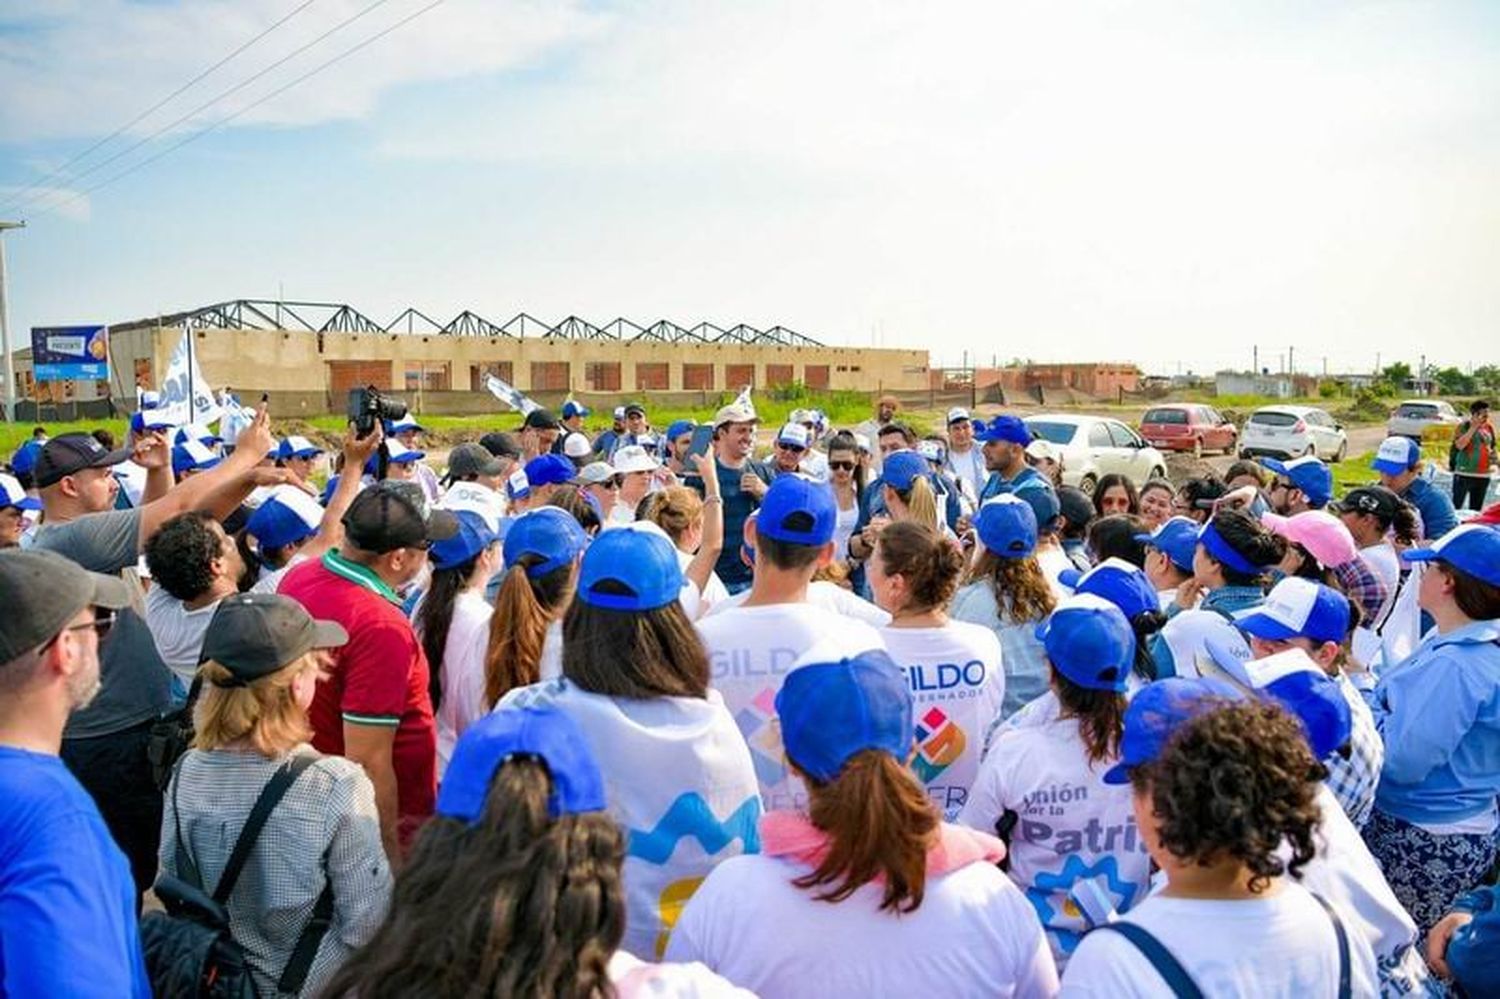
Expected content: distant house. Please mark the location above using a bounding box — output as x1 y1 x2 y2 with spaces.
974 362 1141 398
1215 370 1315 398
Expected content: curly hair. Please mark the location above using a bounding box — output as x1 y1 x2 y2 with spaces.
319 757 624 999
966 549 1056 624
145 510 223 601
1131 700 1325 894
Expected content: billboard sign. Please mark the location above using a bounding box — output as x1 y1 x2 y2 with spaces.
31 325 110 381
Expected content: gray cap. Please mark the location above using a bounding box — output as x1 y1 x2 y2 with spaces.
200 592 348 686
575 461 616 486
444 442 504 485
0 550 132 662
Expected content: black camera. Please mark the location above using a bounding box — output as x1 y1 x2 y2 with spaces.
348 386 409 439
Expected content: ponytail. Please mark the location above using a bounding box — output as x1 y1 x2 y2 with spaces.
415 559 476 711
1390 502 1420 546
1052 667 1128 765
903 475 939 532
485 559 575 709
796 751 939 913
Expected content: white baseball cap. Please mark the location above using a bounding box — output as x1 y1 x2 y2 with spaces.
1026 439 1061 462
713 404 758 428
947 407 971 425
576 461 616 486
562 432 593 459
776 423 812 449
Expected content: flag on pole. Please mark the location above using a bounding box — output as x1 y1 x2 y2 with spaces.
155 330 223 427
217 389 255 443
484 373 540 415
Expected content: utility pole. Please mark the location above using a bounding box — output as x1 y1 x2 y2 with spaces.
1288 345 1295 375
1253 345 1259 374
0 221 25 423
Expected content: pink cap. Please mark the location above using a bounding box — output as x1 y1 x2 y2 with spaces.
1261 511 1357 568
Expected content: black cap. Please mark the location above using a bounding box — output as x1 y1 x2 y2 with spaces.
200 593 348 686
443 443 504 485
624 403 646 418
342 480 460 554
523 409 561 431
0 550 132 662
1057 486 1094 529
34 433 132 489
478 432 521 460
1332 485 1402 520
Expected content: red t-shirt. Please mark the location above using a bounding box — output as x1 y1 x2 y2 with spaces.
278 553 436 846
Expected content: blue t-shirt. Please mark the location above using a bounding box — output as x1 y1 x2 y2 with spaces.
0 747 149 997
1401 476 1458 542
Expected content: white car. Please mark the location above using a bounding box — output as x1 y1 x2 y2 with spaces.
1387 399 1462 441
1238 406 1348 462
1023 414 1169 494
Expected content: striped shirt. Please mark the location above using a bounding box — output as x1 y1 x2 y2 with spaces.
160 746 391 997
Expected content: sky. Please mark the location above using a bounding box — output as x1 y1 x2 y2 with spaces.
1 0 1497 377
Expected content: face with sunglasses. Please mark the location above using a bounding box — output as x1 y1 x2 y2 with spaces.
773 439 806 473
827 448 859 485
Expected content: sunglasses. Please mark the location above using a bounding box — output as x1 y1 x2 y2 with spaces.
43 609 116 650
777 442 807 454
828 460 856 471
1271 479 1295 493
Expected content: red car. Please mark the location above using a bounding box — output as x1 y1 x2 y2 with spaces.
1139 404 1238 457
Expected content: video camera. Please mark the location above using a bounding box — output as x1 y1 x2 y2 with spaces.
348 386 409 439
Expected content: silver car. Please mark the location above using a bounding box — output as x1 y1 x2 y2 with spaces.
1387 399 1462 441
1023 414 1169 494
1238 405 1348 462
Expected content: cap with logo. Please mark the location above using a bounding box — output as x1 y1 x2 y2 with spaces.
342 480 459 554
1058 557 1158 621
776 424 812 450
364 440 425 475
1102 677 1246 784
776 649 912 783
34 433 132 489
502 507 589 579
974 494 1037 558
1260 511 1357 569
276 436 325 461
1197 644 1352 761
246 484 324 551
505 468 531 502
712 403 758 428
576 523 683 611
1035 593 1136 692
478 432 522 460
1401 523 1500 586
1372 436 1423 475
879 450 929 493
561 432 593 460
172 439 223 476
0 549 132 662
575 461 616 486
946 406 971 426
1134 517 1199 574
129 410 175 435
200 592 348 687
1235 577 1351 644
1330 485 1402 521
610 445 660 475
756 474 836 547
438 706 607 822
443 443 504 486
1259 455 1333 508
561 400 590 420
524 454 576 487
916 440 945 464
973 415 1032 446
523 409 562 431
0 472 41 512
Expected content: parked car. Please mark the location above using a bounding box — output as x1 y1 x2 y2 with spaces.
1238 406 1348 462
1139 404 1238 458
1387 399 1462 441
1023 414 1169 494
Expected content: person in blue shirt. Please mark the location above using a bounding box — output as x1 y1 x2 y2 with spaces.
975 415 1049 502
1362 524 1500 936
1428 885 1500 996
1372 435 1458 542
0 550 149 997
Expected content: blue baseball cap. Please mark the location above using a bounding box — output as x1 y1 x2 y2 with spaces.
10 440 43 477
1260 456 1333 508
1135 516 1199 574
665 419 696 444
129 410 174 435
430 509 500 571
318 475 342 507
1371 436 1422 475
1036 593 1136 692
502 507 588 579
1015 482 1062 531
171 440 223 475
879 450 929 493
561 400 590 420
385 414 426 435
974 494 1038 558
776 649 913 783
757 474 836 546
246 486 323 551
1235 577 1351 644
1196 519 1260 575
437 706 607 822
276 435 325 461
365 440 425 475
973 415 1032 446
0 472 40 512
173 424 223 447
576 523 683 611
1402 523 1500 586
1102 677 1246 784
1198 644 1351 761
524 453 575 488
1058 557 1159 620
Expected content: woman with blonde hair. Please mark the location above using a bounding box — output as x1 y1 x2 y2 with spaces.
875 450 947 536
635 452 726 619
157 594 390 998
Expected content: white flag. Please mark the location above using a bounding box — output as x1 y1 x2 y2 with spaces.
484 373 539 415
732 384 755 416
155 330 224 427
217 390 255 443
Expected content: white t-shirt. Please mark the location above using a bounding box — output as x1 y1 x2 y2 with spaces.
1359 542 1400 629
607 951 754 998
144 585 222 689
666 850 1059 998
705 580 891 626
833 494 861 561
798 449 830 484
1153 608 1246 679
428 590 494 778
946 445 987 503
537 619 563 680
256 552 310 595
676 548 730 621
1060 881 1379 998
698 603 885 811
878 623 1004 820
960 703 1151 968
499 679 762 960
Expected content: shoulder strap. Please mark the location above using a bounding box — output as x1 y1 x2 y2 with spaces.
1091 922 1206 999
1311 894 1352 999
212 754 319 905
277 881 335 995
169 759 201 888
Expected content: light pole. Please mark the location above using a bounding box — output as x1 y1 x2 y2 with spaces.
0 221 24 423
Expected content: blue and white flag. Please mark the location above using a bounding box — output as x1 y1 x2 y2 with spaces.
484 372 540 416
732 384 754 416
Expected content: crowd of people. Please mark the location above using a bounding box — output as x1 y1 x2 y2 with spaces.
0 390 1497 997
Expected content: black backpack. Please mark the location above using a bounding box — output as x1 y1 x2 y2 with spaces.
141 755 335 998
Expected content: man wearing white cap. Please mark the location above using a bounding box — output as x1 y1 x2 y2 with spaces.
788 410 830 483
943 407 987 502
687 404 771 595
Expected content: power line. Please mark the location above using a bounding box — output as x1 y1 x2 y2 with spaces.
17 0 396 217
0 0 322 215
28 0 446 220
